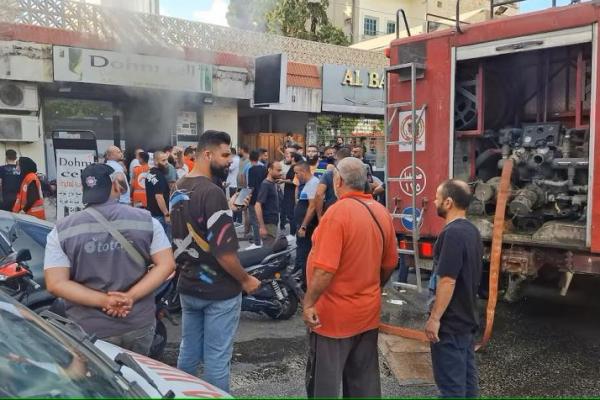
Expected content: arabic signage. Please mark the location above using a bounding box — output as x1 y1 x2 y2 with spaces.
322 64 385 115
56 149 95 219
53 46 213 93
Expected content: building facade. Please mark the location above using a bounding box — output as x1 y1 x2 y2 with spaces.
327 0 519 44
72 0 160 14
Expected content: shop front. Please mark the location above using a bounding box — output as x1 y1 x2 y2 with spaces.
320 64 385 170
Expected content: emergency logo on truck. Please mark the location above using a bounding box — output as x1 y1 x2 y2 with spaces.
398 111 425 152
399 166 427 197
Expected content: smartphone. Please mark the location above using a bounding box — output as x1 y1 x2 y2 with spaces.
234 187 253 206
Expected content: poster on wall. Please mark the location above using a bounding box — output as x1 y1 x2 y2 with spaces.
398 110 426 152
56 149 95 219
176 111 198 136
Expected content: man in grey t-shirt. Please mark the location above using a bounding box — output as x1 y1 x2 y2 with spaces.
44 164 175 355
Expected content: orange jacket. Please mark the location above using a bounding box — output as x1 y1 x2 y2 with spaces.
131 164 150 208
184 157 194 173
12 172 45 220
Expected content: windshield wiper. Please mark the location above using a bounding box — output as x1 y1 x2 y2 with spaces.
115 352 175 399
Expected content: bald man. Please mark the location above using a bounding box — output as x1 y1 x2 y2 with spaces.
105 146 131 204
425 179 482 398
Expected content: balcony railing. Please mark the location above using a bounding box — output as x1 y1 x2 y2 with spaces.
0 0 388 68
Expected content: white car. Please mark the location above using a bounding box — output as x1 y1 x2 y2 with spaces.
0 290 230 398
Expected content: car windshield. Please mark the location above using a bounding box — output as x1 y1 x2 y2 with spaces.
0 295 141 398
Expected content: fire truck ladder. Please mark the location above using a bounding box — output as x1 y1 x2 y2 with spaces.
384 62 427 293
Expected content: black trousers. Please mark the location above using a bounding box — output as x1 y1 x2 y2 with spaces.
306 329 381 398
281 197 296 232
430 332 479 398
295 227 314 288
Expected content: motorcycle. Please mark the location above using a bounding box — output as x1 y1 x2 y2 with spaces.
149 270 178 360
239 235 303 320
0 249 40 302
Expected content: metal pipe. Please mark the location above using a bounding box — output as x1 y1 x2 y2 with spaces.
456 0 463 33
396 9 411 38
410 63 422 292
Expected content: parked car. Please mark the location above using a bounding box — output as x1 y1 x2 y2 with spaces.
0 289 230 398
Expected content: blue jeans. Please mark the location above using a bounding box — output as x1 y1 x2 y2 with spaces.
430 332 479 398
154 215 171 241
248 205 261 246
177 293 242 393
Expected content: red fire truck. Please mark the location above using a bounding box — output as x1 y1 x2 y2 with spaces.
385 1 600 313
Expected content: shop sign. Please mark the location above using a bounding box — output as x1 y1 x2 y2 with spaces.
56 149 95 219
322 64 385 115
176 111 198 136
53 46 213 93
0 41 53 82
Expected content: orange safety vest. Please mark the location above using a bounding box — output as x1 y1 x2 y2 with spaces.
12 172 45 220
131 164 150 208
184 157 194 173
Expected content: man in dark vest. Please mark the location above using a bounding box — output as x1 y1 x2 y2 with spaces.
44 163 175 355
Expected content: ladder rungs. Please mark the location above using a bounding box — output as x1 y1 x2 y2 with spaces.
398 249 416 255
392 282 421 291
387 177 419 182
385 141 418 146
387 102 412 108
385 63 426 73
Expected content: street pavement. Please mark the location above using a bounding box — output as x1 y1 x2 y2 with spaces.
161 272 600 398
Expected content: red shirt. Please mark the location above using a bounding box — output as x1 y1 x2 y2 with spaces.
307 192 398 338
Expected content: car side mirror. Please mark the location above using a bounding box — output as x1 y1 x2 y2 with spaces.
16 249 32 263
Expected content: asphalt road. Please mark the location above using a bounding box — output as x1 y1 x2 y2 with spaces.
160 273 600 398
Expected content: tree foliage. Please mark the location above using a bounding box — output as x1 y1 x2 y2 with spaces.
265 0 351 46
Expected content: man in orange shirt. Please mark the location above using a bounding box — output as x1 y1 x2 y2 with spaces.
303 157 398 398
183 146 196 173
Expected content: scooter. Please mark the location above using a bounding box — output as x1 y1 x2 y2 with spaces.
0 249 40 302
149 271 179 360
239 235 303 320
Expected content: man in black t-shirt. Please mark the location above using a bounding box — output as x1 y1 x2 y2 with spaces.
145 151 171 238
247 150 267 246
0 149 20 211
280 153 302 233
170 130 260 392
425 179 482 398
255 161 283 244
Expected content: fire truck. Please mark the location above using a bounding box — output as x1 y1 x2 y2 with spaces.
383 1 600 338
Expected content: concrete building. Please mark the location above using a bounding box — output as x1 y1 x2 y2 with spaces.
327 0 519 44
72 0 160 14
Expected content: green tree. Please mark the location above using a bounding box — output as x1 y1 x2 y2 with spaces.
266 0 350 46
226 0 276 32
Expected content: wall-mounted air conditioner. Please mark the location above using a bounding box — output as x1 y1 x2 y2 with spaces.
0 114 39 142
0 81 39 112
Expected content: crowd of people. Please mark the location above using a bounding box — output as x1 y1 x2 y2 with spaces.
0 149 46 219
3 129 482 398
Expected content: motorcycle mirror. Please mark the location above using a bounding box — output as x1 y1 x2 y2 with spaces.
16 249 32 263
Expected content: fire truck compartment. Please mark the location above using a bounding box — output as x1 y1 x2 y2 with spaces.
453 39 593 250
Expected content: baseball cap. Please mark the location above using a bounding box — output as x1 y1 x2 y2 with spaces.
81 163 116 205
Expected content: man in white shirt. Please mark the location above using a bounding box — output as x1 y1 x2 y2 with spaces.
226 148 242 224
129 148 143 180
105 145 131 204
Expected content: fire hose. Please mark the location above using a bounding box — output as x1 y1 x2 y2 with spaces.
380 159 514 350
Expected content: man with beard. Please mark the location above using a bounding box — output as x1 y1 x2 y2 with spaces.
306 145 319 175
170 130 260 392
145 151 171 237
255 161 283 244
425 179 482 398
314 147 351 220
162 146 179 191
314 146 335 179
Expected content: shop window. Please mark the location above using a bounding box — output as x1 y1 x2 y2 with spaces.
387 22 396 34
364 17 377 36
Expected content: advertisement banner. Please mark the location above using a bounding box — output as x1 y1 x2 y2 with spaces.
56 149 95 219
53 46 212 93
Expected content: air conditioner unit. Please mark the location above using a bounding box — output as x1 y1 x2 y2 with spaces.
0 81 38 112
0 114 39 142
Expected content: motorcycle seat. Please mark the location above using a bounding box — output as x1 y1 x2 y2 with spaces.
238 237 289 268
